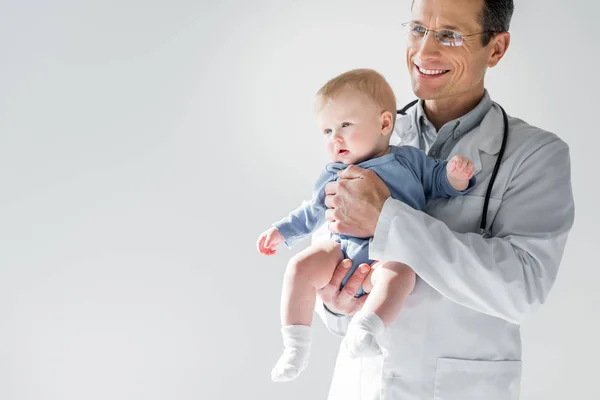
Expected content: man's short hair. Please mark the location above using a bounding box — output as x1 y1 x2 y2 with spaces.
480 0 514 45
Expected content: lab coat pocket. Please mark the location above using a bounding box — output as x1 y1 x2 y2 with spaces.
433 358 521 400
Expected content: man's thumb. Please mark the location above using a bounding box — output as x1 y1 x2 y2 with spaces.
337 165 363 179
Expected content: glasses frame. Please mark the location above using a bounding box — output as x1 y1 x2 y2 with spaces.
401 22 497 47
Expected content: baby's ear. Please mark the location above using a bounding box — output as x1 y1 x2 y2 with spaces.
380 111 394 136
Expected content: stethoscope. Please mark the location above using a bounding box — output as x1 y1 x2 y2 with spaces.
397 100 509 234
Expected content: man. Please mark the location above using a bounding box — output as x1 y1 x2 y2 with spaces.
314 0 575 399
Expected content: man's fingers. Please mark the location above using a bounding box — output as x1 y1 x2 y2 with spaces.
319 260 371 315
325 208 342 223
325 209 336 223
316 260 348 307
325 181 339 196
327 259 352 290
324 194 336 209
328 220 341 234
338 263 370 303
351 293 369 313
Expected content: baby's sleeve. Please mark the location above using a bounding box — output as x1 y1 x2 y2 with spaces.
273 168 336 248
400 146 475 200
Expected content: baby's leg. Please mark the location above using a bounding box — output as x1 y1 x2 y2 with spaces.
281 240 344 326
272 240 343 382
343 261 415 358
362 261 416 325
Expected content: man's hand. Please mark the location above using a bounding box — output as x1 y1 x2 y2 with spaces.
324 165 390 238
317 259 371 316
257 227 284 256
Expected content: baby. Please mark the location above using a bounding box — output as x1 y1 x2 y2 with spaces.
257 69 475 382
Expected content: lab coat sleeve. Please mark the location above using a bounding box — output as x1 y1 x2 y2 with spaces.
314 296 352 337
370 139 575 324
273 168 335 248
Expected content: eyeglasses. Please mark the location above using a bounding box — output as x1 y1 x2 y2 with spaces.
401 22 495 47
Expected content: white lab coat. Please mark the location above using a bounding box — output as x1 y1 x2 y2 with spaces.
314 102 575 400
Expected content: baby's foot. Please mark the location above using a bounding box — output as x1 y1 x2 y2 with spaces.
343 326 381 358
271 347 310 382
271 325 311 382
343 311 384 358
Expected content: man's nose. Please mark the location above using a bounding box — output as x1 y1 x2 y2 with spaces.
416 30 440 60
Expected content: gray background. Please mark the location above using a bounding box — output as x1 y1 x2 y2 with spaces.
0 0 597 399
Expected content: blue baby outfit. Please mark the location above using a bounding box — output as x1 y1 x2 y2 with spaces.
274 145 474 296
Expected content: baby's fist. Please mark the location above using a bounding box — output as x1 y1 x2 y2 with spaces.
257 227 284 256
447 155 475 181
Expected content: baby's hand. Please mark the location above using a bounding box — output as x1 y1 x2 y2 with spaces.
257 227 285 256
446 155 474 191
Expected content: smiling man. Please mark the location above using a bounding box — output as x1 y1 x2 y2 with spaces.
314 0 575 399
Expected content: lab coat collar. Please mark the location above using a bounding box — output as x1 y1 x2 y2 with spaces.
394 96 506 175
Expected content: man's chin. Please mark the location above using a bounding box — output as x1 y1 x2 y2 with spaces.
412 84 444 101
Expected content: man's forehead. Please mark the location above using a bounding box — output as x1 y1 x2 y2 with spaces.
411 0 482 30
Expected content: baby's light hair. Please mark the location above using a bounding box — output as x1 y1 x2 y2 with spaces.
315 68 397 122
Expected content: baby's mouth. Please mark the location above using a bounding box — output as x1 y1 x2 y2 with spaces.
337 149 349 156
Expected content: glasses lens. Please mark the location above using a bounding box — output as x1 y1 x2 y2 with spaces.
437 30 463 46
405 23 426 38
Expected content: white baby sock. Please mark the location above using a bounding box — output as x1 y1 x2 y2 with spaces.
343 311 384 358
271 325 312 382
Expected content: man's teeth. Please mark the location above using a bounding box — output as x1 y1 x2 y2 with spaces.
418 66 447 75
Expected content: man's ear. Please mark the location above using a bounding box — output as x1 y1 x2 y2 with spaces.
380 111 394 136
488 32 510 68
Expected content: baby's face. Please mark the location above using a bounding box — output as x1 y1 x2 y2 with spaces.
317 91 386 164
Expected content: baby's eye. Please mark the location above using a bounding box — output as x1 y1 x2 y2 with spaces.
341 122 350 128
323 128 332 135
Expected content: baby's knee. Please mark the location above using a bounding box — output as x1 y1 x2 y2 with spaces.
372 262 415 286
389 262 415 278
284 241 342 286
285 252 317 281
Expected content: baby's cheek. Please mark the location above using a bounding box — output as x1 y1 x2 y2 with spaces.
324 143 335 156
349 132 370 150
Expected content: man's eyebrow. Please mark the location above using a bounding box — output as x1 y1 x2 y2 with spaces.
411 19 461 31
440 24 461 30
